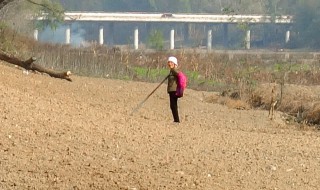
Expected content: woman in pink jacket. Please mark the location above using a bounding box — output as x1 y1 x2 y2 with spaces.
167 56 180 123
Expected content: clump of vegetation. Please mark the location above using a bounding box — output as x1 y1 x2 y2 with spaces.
147 30 164 50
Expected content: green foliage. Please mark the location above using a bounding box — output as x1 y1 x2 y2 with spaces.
221 7 235 14
235 23 249 48
273 63 285 72
147 30 164 50
185 70 199 81
133 67 147 76
133 66 168 80
274 62 311 73
33 0 65 31
237 23 249 32
120 75 131 81
236 66 258 80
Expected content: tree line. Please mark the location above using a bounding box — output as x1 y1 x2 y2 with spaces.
0 0 319 49
58 0 320 49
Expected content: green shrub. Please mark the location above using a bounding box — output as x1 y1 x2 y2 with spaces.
147 30 164 50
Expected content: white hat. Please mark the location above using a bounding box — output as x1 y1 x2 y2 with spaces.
168 56 178 66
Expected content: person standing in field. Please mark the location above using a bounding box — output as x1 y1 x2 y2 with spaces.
167 56 180 123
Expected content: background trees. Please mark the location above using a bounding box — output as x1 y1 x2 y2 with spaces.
1 0 319 49
290 0 320 49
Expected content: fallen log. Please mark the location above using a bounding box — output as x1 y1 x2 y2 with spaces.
0 52 72 82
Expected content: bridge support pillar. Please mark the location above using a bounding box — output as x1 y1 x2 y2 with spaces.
134 27 139 50
207 29 212 50
246 30 251 49
285 30 290 44
99 25 104 45
33 29 38 41
65 25 71 44
170 28 175 50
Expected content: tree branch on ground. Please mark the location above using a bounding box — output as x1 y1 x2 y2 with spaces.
0 51 72 81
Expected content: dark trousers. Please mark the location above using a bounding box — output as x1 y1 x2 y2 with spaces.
169 92 180 122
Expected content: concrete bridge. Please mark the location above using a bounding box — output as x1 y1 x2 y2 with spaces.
35 12 293 50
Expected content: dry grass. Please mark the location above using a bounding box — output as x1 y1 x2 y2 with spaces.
2 25 320 126
218 83 320 126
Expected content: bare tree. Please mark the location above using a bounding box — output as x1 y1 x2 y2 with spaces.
0 0 72 81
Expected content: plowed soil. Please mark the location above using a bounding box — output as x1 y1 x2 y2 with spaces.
1 63 320 190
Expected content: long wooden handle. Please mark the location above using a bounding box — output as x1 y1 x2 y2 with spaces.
130 75 169 115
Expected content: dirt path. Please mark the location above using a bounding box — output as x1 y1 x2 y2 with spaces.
1 64 320 190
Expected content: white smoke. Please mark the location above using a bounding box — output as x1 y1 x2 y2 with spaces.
38 23 87 47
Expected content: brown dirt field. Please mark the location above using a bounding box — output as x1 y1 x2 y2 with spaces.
1 63 320 190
